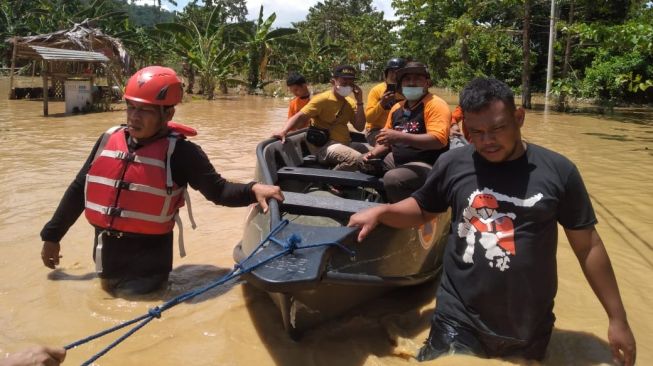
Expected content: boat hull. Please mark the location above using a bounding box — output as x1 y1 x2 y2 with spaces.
234 130 450 338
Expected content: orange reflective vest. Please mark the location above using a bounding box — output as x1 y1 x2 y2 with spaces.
84 125 189 235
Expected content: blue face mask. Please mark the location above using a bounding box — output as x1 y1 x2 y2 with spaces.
402 87 425 101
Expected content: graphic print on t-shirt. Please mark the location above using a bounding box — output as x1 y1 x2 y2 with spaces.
394 119 421 134
457 188 543 271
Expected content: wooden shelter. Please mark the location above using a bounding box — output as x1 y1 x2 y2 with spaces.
6 20 130 116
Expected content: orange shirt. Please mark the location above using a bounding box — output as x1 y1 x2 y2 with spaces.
288 95 311 130
385 93 451 145
450 105 469 140
451 105 464 124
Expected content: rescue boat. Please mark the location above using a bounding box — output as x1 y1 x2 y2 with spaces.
233 129 450 339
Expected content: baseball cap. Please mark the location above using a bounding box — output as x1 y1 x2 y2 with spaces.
332 65 357 79
396 62 431 82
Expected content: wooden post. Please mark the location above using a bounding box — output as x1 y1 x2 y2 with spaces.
42 60 48 116
106 63 113 111
8 38 18 99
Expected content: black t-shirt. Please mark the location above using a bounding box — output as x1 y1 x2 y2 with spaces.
412 143 597 342
389 98 447 166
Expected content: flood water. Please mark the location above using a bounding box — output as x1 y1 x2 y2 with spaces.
0 79 651 366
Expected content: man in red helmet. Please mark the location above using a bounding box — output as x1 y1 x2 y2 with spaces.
349 78 635 364
39 66 284 296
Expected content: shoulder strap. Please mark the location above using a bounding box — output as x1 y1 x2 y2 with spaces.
91 125 124 164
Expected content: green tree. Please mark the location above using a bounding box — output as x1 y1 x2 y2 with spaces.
291 0 395 81
294 0 374 41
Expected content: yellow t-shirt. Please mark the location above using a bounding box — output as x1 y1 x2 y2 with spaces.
365 82 404 130
300 90 358 144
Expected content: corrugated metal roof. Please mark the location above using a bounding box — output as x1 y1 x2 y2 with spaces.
23 45 109 62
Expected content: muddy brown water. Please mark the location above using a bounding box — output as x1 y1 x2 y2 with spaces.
0 80 651 365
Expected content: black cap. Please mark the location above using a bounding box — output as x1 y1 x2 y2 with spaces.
332 65 357 79
385 57 407 71
396 61 431 83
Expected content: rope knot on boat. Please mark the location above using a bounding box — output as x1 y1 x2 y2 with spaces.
286 233 302 252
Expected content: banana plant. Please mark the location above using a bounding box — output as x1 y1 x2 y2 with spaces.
156 5 241 99
234 5 297 93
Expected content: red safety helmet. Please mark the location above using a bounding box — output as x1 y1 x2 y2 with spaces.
471 194 499 209
124 66 183 106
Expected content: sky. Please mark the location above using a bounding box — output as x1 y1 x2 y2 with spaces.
133 0 397 27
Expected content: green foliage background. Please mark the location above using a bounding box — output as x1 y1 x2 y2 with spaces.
1 0 651 104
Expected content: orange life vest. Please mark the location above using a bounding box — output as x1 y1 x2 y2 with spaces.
84 125 189 235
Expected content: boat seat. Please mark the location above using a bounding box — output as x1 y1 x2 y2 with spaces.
281 191 380 220
302 154 317 164
277 166 384 191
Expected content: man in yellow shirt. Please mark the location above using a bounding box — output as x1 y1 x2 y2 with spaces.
364 62 451 202
364 57 406 145
286 73 311 131
273 65 368 171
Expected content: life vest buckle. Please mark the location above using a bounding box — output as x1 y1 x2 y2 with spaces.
115 180 131 190
124 152 135 162
116 151 135 162
106 207 122 217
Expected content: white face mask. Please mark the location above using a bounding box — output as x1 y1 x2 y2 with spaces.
336 85 353 97
402 87 425 101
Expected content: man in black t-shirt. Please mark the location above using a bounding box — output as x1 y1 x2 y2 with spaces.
348 78 636 365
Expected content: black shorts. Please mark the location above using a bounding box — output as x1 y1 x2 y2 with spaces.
416 312 551 362
93 229 173 279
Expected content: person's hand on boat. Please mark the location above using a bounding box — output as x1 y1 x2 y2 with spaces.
608 317 636 366
0 346 66 366
252 183 284 213
272 129 288 143
348 206 384 242
376 128 403 146
41 241 61 269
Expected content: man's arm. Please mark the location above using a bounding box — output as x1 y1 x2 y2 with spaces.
273 112 310 143
0 346 66 366
173 141 282 210
348 197 438 242
351 85 366 131
364 86 391 127
40 136 104 269
565 227 636 366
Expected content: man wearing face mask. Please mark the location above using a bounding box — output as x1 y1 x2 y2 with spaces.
364 62 451 202
272 65 368 171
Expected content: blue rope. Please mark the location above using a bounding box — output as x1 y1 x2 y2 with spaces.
63 219 355 365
